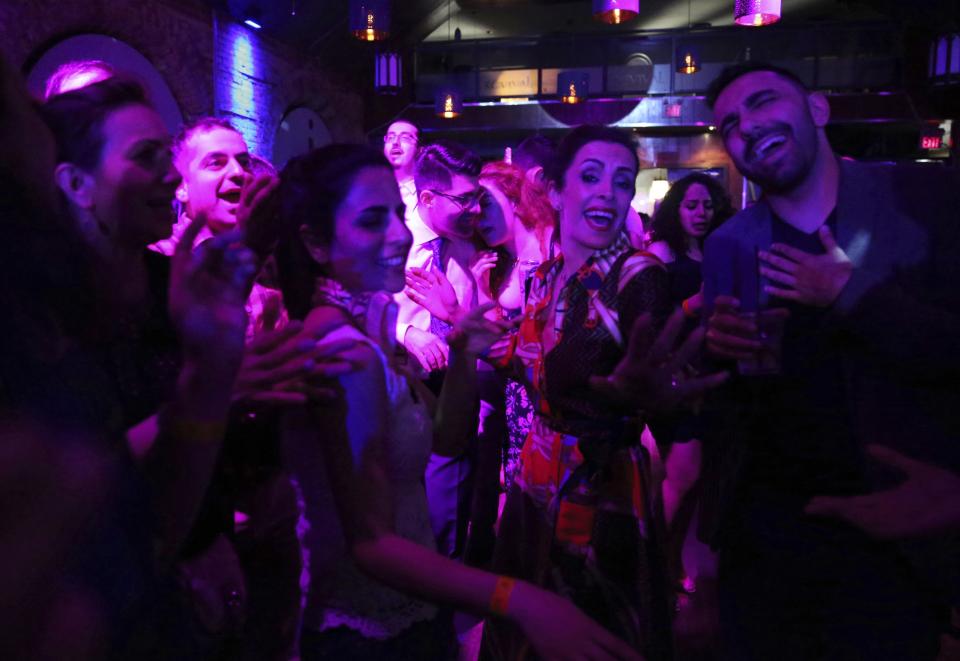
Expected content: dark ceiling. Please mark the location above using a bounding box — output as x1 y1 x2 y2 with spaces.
210 0 450 51
200 0 959 133
206 0 959 52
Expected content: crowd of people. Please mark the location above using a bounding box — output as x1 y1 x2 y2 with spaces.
1 50 959 661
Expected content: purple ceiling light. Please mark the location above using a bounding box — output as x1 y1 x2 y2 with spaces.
593 0 639 25
734 0 781 27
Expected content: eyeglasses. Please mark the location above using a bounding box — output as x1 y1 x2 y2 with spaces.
384 131 418 145
428 188 484 211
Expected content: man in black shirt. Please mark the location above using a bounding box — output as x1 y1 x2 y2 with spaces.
701 61 960 659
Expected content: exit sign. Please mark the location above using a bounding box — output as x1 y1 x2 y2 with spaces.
921 133 943 150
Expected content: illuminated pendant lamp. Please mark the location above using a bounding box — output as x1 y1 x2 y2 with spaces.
350 0 390 42
435 89 463 119
676 0 700 74
592 0 639 25
734 0 781 27
558 71 589 104
677 47 701 74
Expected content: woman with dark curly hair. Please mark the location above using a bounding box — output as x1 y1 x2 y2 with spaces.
646 173 733 595
647 173 733 320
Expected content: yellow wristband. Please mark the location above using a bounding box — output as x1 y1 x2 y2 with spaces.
489 575 516 616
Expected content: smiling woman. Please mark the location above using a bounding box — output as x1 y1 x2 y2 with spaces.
274 144 640 661
43 77 180 270
482 125 673 661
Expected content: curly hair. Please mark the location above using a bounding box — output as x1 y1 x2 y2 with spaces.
651 173 733 257
275 144 392 320
478 161 556 296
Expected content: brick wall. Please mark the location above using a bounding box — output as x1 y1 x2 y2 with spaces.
0 0 364 160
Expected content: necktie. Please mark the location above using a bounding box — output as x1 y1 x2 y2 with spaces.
426 237 452 340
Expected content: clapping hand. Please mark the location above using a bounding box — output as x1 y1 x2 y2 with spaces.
235 172 281 262
233 322 365 406
404 326 449 372
405 266 461 323
446 303 516 357
168 215 254 371
805 445 960 540
470 250 498 282
759 225 852 307
590 308 729 413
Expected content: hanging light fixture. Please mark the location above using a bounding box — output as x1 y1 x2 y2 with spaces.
592 0 640 25
929 33 960 79
243 5 263 29
435 89 463 119
374 52 402 94
649 178 670 201
557 71 589 104
349 0 390 42
676 0 700 74
734 0 781 27
676 47 701 74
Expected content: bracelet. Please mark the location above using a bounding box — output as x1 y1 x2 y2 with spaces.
681 297 697 318
489 575 516 617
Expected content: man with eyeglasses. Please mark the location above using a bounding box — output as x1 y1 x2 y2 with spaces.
394 141 484 567
383 120 419 212
396 140 483 377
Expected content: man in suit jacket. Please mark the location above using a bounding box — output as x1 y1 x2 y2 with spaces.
701 61 960 659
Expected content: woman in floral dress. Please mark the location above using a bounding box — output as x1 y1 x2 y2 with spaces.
483 125 674 660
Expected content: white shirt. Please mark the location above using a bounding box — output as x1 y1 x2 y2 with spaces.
394 206 477 344
397 176 418 221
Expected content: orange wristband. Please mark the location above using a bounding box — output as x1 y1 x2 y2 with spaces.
489 575 516 616
681 297 697 318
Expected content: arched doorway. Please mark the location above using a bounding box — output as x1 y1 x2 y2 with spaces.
26 34 183 134
273 106 331 169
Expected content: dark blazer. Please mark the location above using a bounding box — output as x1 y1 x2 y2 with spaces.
700 156 960 600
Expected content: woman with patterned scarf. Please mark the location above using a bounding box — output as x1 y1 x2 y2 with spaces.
482 125 680 660
273 144 642 661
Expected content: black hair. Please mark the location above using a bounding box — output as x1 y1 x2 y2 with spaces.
413 140 481 194
275 144 392 320
705 61 809 109
41 75 151 171
547 125 639 190
172 116 241 165
513 134 556 173
651 173 734 256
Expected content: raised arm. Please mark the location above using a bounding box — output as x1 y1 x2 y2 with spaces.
432 304 515 457
142 218 252 562
309 307 640 661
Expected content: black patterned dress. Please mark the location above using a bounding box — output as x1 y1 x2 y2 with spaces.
482 233 674 660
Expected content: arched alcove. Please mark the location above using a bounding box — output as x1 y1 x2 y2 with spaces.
273 106 332 169
26 34 183 134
